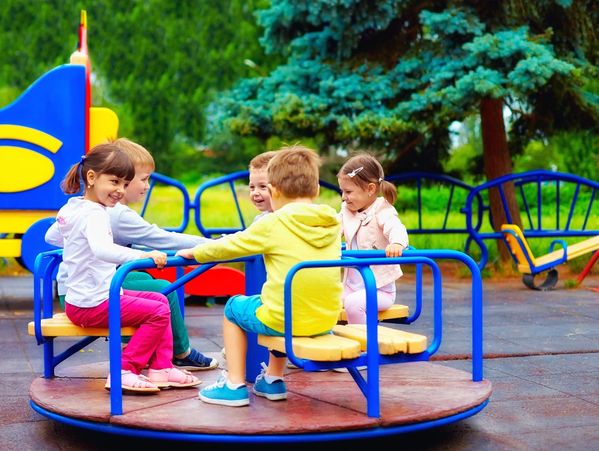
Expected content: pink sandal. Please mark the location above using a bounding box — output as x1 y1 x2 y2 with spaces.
147 367 201 388
104 370 160 395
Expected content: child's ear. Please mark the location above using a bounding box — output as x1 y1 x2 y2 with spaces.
268 183 279 199
368 182 377 196
86 170 97 186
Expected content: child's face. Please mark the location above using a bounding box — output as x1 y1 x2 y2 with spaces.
85 172 129 208
123 165 152 205
338 177 376 213
249 168 273 212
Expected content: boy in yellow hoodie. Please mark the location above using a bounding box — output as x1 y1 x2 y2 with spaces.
177 145 342 407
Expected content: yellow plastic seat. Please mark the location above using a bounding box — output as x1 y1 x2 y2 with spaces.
332 324 428 354
338 303 409 322
257 333 362 361
501 224 599 274
28 312 138 337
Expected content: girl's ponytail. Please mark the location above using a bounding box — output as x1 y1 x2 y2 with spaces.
381 180 397 205
61 159 85 194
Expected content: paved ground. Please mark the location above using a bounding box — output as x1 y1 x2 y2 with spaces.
2 270 599 450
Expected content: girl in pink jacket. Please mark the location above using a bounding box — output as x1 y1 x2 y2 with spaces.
337 153 409 324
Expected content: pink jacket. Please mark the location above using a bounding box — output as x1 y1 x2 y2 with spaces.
340 197 409 288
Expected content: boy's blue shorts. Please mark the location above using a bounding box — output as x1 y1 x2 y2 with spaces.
224 294 284 336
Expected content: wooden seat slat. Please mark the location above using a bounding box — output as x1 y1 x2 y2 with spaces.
257 333 362 361
27 313 138 337
332 324 427 354
338 303 409 322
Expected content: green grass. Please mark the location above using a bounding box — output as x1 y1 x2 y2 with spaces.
137 182 598 278
3 179 596 278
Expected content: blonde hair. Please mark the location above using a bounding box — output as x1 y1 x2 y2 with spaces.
337 153 397 204
267 144 320 198
249 151 277 171
112 137 155 171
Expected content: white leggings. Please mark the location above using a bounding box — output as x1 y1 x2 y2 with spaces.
342 284 396 324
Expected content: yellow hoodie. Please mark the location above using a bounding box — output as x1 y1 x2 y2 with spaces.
192 202 342 335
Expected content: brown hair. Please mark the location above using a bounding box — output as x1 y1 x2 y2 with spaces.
112 137 155 171
267 144 320 198
249 151 277 171
61 143 136 194
337 153 397 204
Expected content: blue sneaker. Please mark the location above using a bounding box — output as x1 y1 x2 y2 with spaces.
173 348 218 371
252 363 287 401
199 372 249 407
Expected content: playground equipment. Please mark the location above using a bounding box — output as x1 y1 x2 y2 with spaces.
576 249 599 289
140 170 341 298
501 224 599 290
0 11 118 272
28 248 490 442
463 170 599 270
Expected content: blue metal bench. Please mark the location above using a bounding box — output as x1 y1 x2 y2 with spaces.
463 170 599 270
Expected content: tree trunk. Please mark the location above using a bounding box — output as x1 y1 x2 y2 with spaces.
479 97 521 267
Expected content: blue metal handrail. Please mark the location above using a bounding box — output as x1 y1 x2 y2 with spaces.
144 172 191 232
193 170 342 237
464 170 599 269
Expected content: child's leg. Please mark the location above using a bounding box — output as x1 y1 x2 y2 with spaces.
122 272 189 356
223 316 247 384
119 290 173 373
65 291 171 374
266 353 286 378
343 285 396 324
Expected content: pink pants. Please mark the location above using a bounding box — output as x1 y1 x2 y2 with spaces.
65 289 172 374
342 284 396 324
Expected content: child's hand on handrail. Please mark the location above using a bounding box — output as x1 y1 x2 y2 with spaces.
140 250 167 269
385 243 404 258
175 248 195 260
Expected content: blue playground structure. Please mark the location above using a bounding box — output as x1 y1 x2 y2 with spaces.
28 247 490 441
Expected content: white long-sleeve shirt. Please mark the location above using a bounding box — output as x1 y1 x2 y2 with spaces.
108 203 209 249
49 197 145 307
46 202 211 296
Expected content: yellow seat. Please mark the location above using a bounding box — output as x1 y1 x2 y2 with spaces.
332 324 427 354
338 303 409 322
28 312 138 337
501 224 599 274
257 333 362 361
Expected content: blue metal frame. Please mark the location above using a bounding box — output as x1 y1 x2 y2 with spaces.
32 248 483 418
106 254 268 415
144 172 191 233
386 172 482 238
193 170 342 237
32 249 102 379
464 170 599 269
30 248 486 439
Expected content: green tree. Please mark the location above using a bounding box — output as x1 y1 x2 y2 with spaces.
208 0 598 264
0 0 278 174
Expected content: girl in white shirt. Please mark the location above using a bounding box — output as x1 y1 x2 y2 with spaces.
55 143 200 394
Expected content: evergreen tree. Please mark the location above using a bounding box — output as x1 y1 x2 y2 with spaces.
208 0 598 264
